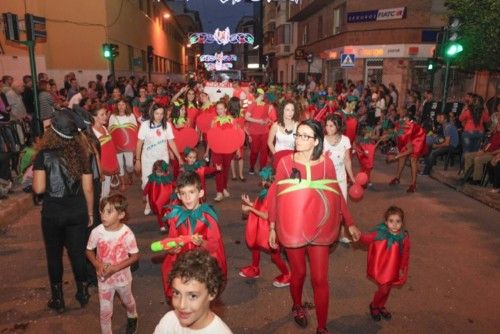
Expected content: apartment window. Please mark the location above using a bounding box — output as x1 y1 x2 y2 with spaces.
318 16 323 39
302 24 308 45
284 24 291 44
139 0 143 11
141 50 147 72
333 7 341 35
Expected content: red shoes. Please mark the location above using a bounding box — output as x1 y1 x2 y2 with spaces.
406 183 416 193
292 305 308 328
389 177 400 185
238 266 260 279
272 274 290 288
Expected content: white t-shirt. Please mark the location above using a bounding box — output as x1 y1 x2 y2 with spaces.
68 92 83 109
323 135 351 182
274 124 296 152
154 311 233 334
86 224 139 288
138 120 175 161
108 114 138 128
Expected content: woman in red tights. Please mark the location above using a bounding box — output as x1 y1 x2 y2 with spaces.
268 119 361 334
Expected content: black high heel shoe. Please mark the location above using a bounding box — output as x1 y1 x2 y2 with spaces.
369 304 381 322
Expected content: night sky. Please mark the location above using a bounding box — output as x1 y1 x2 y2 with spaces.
173 0 255 53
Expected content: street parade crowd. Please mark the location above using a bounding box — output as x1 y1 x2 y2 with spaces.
0 71 499 333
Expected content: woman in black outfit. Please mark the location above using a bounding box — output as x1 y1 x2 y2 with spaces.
33 111 94 313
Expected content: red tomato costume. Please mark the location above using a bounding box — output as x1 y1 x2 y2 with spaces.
161 204 227 298
246 102 275 170
342 110 358 145
395 119 426 158
108 119 138 153
94 127 119 176
143 172 174 230
243 187 289 277
268 154 355 330
186 102 199 127
355 141 376 184
360 224 410 309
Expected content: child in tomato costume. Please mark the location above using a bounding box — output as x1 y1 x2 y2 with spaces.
268 120 361 334
341 96 359 145
360 206 410 321
160 173 227 299
239 167 290 287
143 160 174 233
182 147 220 202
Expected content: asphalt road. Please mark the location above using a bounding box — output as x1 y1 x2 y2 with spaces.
0 154 499 334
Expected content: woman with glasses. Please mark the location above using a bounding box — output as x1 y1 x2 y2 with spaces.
268 119 361 334
135 104 183 215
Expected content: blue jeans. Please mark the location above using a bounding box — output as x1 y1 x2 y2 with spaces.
462 131 483 153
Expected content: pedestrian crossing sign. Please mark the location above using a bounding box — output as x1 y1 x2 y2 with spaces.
341 53 355 68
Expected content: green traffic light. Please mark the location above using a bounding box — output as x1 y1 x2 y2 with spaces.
103 50 111 58
445 42 463 57
428 63 434 70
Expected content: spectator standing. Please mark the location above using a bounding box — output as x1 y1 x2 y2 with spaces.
459 96 490 154
66 78 79 101
22 75 35 116
68 87 88 109
32 111 93 313
39 80 56 128
5 81 27 120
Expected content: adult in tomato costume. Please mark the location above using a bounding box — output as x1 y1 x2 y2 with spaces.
245 88 276 174
360 206 410 321
90 106 119 199
160 173 227 299
108 99 138 191
239 167 290 288
268 120 361 334
132 87 153 122
386 109 426 192
143 160 174 232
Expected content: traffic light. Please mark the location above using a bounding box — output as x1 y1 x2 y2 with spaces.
102 43 112 59
110 44 119 58
443 17 463 59
427 58 437 72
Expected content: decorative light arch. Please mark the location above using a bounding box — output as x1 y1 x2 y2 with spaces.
189 27 254 46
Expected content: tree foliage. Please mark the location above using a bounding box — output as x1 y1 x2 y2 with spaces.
445 0 500 71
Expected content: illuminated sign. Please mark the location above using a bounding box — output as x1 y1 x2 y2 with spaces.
200 52 236 71
199 52 237 62
347 7 406 23
189 27 254 46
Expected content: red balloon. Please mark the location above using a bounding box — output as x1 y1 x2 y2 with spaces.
355 172 368 186
349 184 364 202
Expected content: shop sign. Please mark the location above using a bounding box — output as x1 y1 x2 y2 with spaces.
347 7 406 23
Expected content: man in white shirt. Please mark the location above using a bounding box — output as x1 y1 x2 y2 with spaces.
68 87 88 109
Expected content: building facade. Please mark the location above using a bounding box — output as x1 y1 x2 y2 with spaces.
280 0 454 102
263 1 299 84
0 0 188 86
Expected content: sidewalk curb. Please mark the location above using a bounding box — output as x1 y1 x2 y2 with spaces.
0 192 34 228
430 170 500 211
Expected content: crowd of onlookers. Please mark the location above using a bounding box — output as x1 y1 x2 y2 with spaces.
1 71 499 198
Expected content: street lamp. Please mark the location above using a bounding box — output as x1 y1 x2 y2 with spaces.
163 13 171 19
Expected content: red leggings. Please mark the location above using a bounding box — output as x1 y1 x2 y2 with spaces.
250 134 269 170
372 283 392 308
211 153 233 193
250 249 289 275
285 245 330 329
